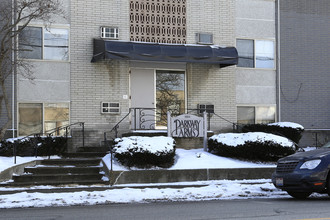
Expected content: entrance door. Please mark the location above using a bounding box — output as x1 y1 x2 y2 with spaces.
130 68 185 130
130 68 155 129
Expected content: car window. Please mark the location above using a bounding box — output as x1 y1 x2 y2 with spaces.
322 142 330 148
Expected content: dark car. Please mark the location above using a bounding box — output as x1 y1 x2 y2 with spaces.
272 141 330 199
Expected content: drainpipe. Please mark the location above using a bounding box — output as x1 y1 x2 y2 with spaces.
277 0 281 122
12 0 17 138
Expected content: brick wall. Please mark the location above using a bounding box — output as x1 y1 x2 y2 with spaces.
70 0 131 146
70 0 237 145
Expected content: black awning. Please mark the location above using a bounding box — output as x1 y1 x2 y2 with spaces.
91 39 238 68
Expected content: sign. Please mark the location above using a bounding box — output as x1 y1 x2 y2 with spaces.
167 112 208 151
170 114 204 137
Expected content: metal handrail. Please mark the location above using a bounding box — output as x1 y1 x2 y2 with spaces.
12 122 85 164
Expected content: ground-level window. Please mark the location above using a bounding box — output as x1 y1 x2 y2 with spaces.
237 106 275 125
18 103 69 136
236 39 275 69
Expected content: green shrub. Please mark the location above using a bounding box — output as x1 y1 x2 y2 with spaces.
208 133 296 162
0 137 67 157
241 123 304 144
113 136 176 169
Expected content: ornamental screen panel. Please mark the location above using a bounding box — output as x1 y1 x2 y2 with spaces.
130 0 186 44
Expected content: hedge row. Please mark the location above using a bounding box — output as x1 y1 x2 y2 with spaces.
0 137 67 157
241 123 304 144
208 134 296 162
113 136 176 169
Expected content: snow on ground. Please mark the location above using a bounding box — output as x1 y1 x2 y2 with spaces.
0 156 60 173
103 148 275 171
0 129 318 209
0 179 328 209
0 147 295 209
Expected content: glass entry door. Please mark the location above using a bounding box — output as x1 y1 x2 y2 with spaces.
130 69 185 129
156 70 185 127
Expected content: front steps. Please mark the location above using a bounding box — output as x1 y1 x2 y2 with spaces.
4 146 109 187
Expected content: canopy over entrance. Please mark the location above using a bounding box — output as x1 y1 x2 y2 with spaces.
91 39 238 68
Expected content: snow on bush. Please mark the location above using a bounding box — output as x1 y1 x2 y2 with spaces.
114 136 175 155
208 132 296 161
268 122 304 130
113 136 176 168
209 132 296 149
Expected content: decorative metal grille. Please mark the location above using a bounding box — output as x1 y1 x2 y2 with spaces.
129 0 186 44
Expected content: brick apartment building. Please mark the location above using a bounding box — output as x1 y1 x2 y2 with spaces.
2 0 328 147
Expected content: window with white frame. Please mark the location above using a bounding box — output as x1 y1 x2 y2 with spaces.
101 27 119 39
19 26 69 61
101 102 120 114
237 106 275 125
236 39 275 69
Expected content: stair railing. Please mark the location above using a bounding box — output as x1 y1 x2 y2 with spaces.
12 122 85 164
104 111 131 172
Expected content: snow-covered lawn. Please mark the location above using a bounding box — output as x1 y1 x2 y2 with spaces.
0 124 315 209
103 148 275 171
0 156 60 173
0 146 290 209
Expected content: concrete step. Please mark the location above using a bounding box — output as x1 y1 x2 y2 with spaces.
13 173 103 183
77 146 109 153
62 152 107 158
39 158 101 166
24 166 101 175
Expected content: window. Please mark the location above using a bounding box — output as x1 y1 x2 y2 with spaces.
101 27 119 39
196 33 213 45
19 27 42 59
18 103 70 136
19 26 69 61
44 28 69 60
236 39 274 69
237 106 275 125
101 102 120 114
197 104 214 114
156 70 185 126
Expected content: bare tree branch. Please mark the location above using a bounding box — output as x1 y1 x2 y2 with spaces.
0 0 65 140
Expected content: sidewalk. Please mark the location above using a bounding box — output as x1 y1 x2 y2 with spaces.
0 179 291 209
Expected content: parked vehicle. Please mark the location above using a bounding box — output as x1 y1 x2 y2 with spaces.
272 142 330 199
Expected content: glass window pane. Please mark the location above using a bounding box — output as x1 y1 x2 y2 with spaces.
44 28 69 60
156 70 185 126
236 39 254 68
237 106 255 124
44 103 69 135
18 27 42 59
44 47 69 60
256 40 274 69
18 103 43 136
256 106 275 124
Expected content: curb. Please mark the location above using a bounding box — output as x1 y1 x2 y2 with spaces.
0 180 273 195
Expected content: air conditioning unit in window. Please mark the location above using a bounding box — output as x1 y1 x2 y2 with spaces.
195 33 213 45
101 102 120 114
197 104 214 114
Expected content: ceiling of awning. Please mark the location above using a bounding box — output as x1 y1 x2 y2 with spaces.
91 39 238 68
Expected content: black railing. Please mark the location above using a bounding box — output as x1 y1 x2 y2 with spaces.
104 107 238 142
13 122 85 164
